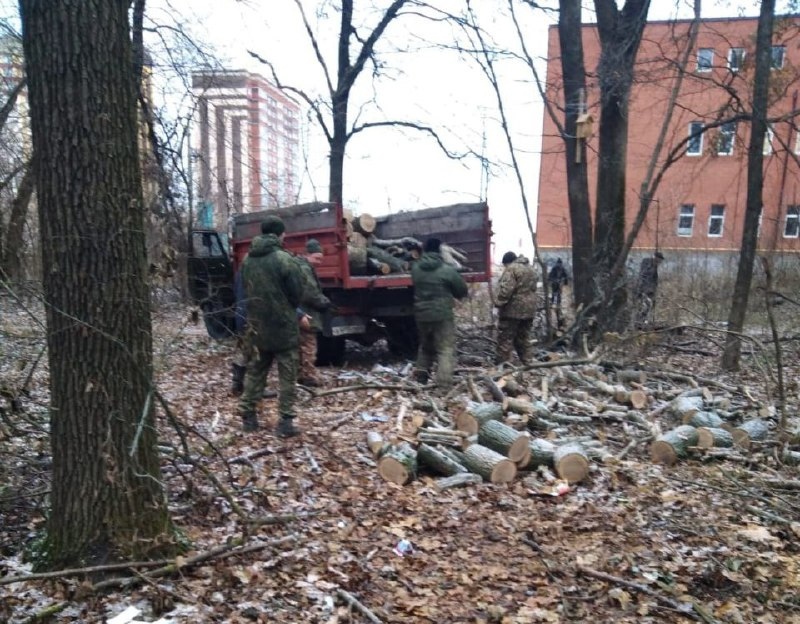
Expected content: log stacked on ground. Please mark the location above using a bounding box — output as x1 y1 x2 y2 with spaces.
696 427 734 449
650 425 699 465
478 420 531 464
417 443 469 476
455 401 505 434
731 419 770 450
377 442 418 485
552 442 590 483
461 444 517 484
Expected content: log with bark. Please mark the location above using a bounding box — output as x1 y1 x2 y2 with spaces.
461 444 517 484
367 246 407 273
670 395 704 420
684 410 724 428
377 442 418 485
416 427 470 449
518 438 556 469
650 425 699 465
435 472 483 490
455 401 504 434
478 420 531 464
552 442 590 483
417 443 469 476
366 432 389 457
695 426 734 449
730 419 770 450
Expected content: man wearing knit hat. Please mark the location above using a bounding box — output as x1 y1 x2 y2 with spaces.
295 238 332 386
238 215 305 437
494 250 537 365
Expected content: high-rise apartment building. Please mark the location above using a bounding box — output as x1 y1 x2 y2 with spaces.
537 15 800 261
191 70 301 230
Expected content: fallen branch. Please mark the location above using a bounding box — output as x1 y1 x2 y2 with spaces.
305 383 419 399
336 588 383 624
0 558 173 586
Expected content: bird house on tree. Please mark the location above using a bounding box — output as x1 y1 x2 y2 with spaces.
576 112 594 139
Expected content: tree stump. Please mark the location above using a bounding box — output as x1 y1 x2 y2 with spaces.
377 443 417 485
417 443 469 476
455 401 504 435
552 442 590 483
650 425 699 465
696 427 734 449
478 420 531 464
461 444 517 484
731 419 770 450
684 410 724 428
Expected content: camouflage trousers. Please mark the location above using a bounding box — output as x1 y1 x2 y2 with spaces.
415 318 456 389
233 328 255 367
238 347 298 419
298 327 319 382
496 317 533 365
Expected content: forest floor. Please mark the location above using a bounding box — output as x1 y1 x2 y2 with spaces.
2 298 800 624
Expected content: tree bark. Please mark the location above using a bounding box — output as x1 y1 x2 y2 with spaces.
1 163 35 281
721 0 775 370
650 425 699 465
478 420 531 464
20 0 173 569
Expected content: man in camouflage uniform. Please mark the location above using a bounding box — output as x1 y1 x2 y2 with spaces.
296 238 332 387
238 215 305 437
494 251 537 365
411 237 468 390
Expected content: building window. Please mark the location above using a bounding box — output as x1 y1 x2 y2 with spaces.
785 205 800 237
717 122 736 155
708 204 725 237
687 121 704 155
771 45 785 69
728 47 745 71
677 204 695 237
697 48 714 72
763 124 774 155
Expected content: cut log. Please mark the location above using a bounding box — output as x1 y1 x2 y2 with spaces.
478 420 531 464
348 245 368 274
353 213 376 235
670 395 703 420
367 246 406 273
500 378 524 397
367 258 391 275
377 443 417 485
782 450 800 465
650 425 699 465
480 375 507 405
684 411 724 428
552 442 590 483
366 432 388 457
616 369 647 384
349 231 369 248
696 427 734 449
417 443 469 476
461 444 517 484
618 388 648 410
731 419 770 450
506 398 551 418
519 438 555 469
435 472 483 490
455 401 504 435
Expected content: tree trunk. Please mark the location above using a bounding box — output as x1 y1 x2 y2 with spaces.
20 0 173 570
557 0 594 310
722 0 775 370
1 164 35 281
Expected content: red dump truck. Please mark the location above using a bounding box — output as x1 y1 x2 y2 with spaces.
187 201 492 363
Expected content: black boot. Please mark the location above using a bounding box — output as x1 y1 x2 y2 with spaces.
275 416 300 438
240 411 259 432
231 363 247 395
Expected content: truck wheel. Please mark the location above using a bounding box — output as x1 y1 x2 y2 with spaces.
385 318 418 358
202 300 235 340
316 335 346 366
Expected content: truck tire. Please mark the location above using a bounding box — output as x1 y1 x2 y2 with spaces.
384 318 418 358
202 300 235 340
316 335 346 366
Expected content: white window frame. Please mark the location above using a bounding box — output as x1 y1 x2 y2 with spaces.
697 48 714 72
795 129 800 154
687 122 704 156
708 204 725 237
718 122 736 156
772 45 786 70
728 47 746 72
677 204 695 237
785 205 800 238
763 125 774 155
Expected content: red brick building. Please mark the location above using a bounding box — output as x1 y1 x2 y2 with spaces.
537 15 800 260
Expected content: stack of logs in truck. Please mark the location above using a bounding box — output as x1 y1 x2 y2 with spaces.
187 201 492 362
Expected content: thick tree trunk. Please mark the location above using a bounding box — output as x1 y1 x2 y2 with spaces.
1 164 35 281
722 0 775 370
21 0 173 569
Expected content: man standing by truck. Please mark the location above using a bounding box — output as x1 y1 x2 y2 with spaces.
296 238 332 387
411 237 468 391
494 251 537 366
238 215 305 437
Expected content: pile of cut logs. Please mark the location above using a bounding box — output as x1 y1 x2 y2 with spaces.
344 209 470 276
365 361 796 489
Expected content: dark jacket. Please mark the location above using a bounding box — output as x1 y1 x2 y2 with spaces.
411 251 468 323
242 234 304 352
548 262 569 288
296 256 331 331
495 255 537 319
636 257 659 298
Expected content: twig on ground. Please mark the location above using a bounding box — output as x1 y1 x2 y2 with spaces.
336 588 383 624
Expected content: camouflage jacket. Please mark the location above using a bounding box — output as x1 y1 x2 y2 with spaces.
296 256 331 331
495 255 537 319
242 234 304 352
411 252 469 323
